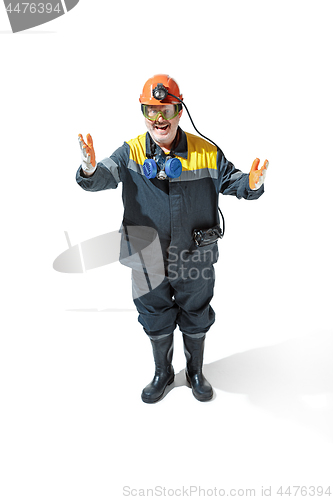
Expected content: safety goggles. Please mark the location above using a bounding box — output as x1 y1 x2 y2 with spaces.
141 104 182 121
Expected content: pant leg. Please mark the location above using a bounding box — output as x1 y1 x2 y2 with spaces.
173 265 216 335
132 271 179 337
169 243 218 336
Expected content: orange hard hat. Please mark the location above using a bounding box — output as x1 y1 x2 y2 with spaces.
139 74 183 105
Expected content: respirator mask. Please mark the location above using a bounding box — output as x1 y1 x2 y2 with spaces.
141 95 183 180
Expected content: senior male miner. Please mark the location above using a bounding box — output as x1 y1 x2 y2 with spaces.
76 74 268 404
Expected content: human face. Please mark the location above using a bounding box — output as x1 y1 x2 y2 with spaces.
144 105 183 151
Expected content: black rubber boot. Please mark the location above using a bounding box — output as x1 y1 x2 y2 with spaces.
141 334 175 404
183 333 213 402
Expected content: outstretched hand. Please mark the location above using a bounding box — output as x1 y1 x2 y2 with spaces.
249 158 269 190
78 133 96 175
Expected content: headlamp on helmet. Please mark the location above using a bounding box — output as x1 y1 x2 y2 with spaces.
139 74 183 105
152 83 168 101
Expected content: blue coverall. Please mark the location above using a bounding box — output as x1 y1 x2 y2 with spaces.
76 127 264 337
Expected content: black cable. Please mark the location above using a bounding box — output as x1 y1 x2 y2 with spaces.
152 85 226 233
168 92 225 236
218 207 225 237
168 92 221 151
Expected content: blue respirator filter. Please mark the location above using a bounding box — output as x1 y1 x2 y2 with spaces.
143 157 182 180
143 159 158 179
165 157 182 178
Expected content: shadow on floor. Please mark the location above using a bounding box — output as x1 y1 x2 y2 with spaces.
172 331 333 439
210 331 332 438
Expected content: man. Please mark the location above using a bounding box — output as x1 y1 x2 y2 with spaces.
76 74 268 404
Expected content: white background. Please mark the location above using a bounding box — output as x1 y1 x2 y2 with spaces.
1 1 333 499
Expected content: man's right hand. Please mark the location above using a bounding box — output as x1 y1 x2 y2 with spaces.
78 133 97 176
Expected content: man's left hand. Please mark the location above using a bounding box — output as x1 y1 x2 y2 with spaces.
249 158 269 190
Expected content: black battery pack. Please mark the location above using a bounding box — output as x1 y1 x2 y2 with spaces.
192 224 223 247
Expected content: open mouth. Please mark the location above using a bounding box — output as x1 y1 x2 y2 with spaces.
154 123 169 131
